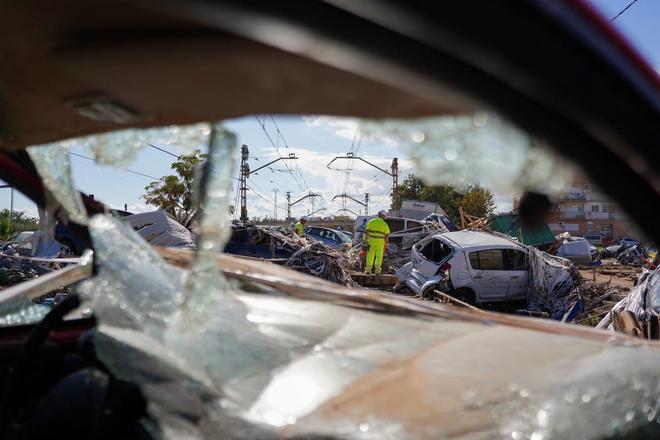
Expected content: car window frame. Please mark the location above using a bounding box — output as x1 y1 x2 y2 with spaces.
468 248 507 271
502 248 528 271
406 220 424 232
386 219 405 233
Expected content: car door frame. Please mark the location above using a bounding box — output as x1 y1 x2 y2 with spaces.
466 247 510 302
503 247 529 300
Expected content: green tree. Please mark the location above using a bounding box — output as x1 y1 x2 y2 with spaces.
460 184 495 218
0 213 12 241
396 175 425 202
0 209 40 240
143 150 208 228
397 174 465 223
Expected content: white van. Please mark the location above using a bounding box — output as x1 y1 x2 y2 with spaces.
397 230 532 303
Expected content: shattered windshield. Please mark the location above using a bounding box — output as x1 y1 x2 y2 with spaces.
1 112 658 440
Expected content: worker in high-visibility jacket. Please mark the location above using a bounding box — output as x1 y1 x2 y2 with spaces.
364 210 390 274
294 216 308 237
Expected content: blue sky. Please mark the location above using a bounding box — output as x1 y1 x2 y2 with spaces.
1 0 658 221
592 0 660 66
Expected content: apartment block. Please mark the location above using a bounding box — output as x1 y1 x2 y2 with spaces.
544 182 640 240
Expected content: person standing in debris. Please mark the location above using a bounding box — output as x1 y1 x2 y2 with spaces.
295 216 308 237
364 210 390 274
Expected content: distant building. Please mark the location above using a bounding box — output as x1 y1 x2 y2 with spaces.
531 180 640 240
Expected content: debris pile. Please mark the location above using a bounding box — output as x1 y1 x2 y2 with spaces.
617 244 652 267
285 241 356 286
572 281 630 326
249 225 304 250
0 251 73 307
0 265 37 288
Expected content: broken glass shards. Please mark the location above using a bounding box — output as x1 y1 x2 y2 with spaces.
27 143 89 226
357 114 574 197
26 123 215 228
180 125 237 319
30 119 660 440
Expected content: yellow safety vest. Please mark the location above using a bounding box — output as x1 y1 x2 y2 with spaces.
365 218 390 242
295 222 304 237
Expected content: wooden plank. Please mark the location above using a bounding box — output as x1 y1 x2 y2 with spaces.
432 289 483 312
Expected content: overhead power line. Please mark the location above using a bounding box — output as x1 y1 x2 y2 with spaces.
611 0 639 21
271 115 311 190
148 143 180 158
246 183 276 207
254 115 310 193
69 152 162 181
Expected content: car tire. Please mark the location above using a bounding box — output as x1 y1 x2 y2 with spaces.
421 285 439 300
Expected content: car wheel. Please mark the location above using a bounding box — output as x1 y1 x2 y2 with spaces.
421 285 440 300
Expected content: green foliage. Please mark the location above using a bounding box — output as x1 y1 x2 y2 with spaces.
143 150 208 227
0 209 39 240
396 175 464 223
0 216 12 241
396 174 495 223
460 185 495 218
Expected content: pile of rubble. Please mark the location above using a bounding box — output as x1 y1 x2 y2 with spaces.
285 241 356 286
0 264 37 288
573 280 631 326
246 225 302 251
616 244 652 266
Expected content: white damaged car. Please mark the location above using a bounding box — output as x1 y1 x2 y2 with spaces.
396 230 532 304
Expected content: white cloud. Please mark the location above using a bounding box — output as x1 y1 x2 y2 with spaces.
302 116 399 147
493 192 513 213
302 116 360 141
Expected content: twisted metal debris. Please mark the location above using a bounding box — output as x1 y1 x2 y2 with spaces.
285 241 356 286
525 247 581 319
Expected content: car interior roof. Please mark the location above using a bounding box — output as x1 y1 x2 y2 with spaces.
0 0 466 152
